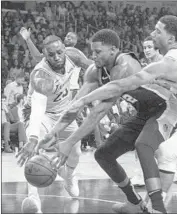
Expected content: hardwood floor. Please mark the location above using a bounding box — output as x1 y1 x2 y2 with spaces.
1 151 177 213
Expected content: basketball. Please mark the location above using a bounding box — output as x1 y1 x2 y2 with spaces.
24 154 57 188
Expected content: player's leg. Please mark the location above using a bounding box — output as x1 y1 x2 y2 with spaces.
155 131 177 206
58 120 81 197
22 115 51 213
94 116 148 213
135 115 166 213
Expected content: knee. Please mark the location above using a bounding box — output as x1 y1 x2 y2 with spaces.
94 146 107 162
135 140 144 153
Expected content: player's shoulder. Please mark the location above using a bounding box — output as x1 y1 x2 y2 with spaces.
164 49 177 61
30 67 51 82
116 52 140 65
66 47 87 59
65 47 93 70
30 68 54 96
84 63 99 82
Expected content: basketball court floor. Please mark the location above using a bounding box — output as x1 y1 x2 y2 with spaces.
1 150 177 213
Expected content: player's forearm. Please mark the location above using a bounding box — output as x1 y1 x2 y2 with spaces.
26 38 43 63
81 83 121 105
28 92 47 142
59 108 107 148
50 109 78 137
81 71 153 105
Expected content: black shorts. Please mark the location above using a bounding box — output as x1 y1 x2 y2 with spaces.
103 106 166 159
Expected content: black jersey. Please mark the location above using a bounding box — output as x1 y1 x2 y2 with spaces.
122 87 166 116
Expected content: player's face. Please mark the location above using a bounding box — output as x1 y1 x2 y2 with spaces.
143 40 157 59
44 41 66 69
151 21 171 50
64 33 76 47
91 42 114 68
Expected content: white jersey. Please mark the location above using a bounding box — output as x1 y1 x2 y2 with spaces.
144 49 177 140
28 56 79 121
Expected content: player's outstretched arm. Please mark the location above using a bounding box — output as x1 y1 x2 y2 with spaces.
78 57 175 105
58 100 115 156
50 66 99 138
20 27 43 63
16 70 55 166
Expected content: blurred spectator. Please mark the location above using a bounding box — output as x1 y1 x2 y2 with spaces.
44 1 52 21
8 58 23 81
4 72 25 107
36 33 44 52
57 2 68 21
1 95 13 153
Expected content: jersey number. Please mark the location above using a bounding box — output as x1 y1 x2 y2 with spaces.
122 94 137 104
53 89 69 102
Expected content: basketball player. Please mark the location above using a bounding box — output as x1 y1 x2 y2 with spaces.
16 35 92 212
19 28 82 99
18 28 143 209
131 35 163 187
61 15 177 213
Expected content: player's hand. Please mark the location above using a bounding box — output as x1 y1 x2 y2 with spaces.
16 141 37 167
20 27 31 41
69 98 85 111
50 153 68 170
36 133 56 152
50 141 71 170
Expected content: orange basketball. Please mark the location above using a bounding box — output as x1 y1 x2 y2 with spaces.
24 154 57 188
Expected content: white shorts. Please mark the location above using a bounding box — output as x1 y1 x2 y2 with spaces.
26 114 78 142
155 131 177 173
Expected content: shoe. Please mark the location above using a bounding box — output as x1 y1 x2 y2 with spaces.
58 165 79 197
112 200 148 213
21 195 42 213
131 174 145 187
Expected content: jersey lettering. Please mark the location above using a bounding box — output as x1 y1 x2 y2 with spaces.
53 88 69 102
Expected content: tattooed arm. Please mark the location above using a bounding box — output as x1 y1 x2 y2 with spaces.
16 69 55 166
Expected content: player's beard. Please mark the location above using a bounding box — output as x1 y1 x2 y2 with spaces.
48 57 66 73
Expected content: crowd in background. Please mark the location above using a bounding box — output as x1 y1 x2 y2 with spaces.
1 1 176 152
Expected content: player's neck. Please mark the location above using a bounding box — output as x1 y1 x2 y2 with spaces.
105 53 118 72
160 43 177 55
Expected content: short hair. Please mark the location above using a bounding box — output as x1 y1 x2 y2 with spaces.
159 15 177 41
143 36 158 50
43 35 63 47
91 29 120 48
